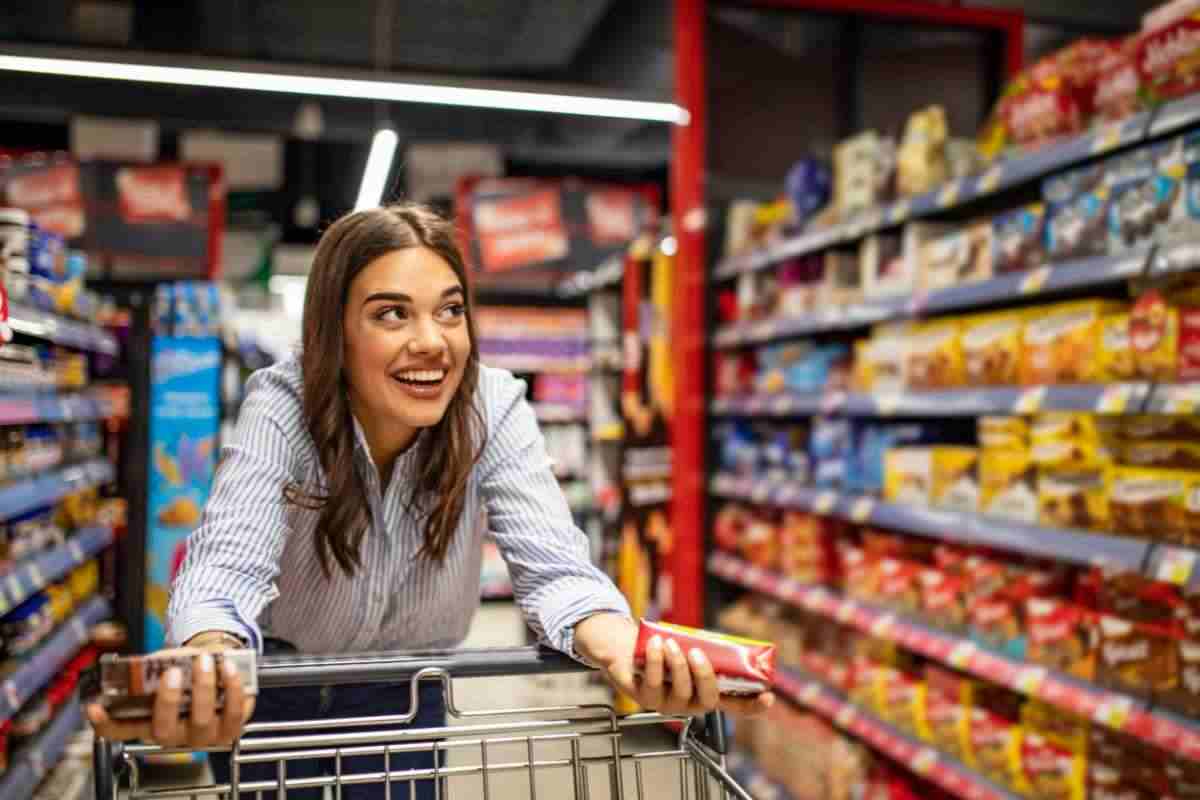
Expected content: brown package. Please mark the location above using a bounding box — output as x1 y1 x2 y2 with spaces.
1026 598 1096 681
1095 615 1178 697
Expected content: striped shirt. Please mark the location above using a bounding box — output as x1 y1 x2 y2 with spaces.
166 354 631 658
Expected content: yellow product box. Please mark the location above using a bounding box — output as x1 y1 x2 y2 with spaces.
979 416 1029 450
885 448 934 506
1120 440 1200 471
1020 299 1127 386
1020 700 1089 754
1030 438 1115 470
1013 729 1087 800
1121 414 1200 442
852 340 875 392
932 446 980 514
920 221 993 292
1030 413 1120 445
1097 312 1135 382
906 318 965 390
962 309 1025 386
1109 466 1200 544
855 332 911 394
980 448 1038 523
1038 468 1111 531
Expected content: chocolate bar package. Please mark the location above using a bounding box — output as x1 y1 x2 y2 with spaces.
637 620 776 694
92 648 258 720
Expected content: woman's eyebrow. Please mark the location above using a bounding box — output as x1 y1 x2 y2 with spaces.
363 286 463 305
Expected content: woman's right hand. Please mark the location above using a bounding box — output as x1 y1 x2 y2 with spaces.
85 640 256 748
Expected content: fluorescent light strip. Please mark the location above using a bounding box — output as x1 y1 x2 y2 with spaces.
355 128 399 211
0 54 689 125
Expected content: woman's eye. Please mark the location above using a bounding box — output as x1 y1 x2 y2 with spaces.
438 303 466 321
376 306 408 322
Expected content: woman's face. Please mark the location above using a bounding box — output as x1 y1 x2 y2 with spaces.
342 246 471 448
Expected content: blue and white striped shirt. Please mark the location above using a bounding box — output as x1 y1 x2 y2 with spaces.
166 354 630 657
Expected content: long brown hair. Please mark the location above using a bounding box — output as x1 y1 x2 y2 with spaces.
285 203 485 578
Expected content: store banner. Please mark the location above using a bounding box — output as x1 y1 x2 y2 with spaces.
473 187 569 273
0 157 224 279
144 336 221 651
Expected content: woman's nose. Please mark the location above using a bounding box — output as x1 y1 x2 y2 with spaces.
408 317 444 354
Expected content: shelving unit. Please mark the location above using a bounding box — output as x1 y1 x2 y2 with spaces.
0 389 122 427
0 694 85 800
0 527 113 616
711 552 1200 762
7 303 119 357
0 459 114 522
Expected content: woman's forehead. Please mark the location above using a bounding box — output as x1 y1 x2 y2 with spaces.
351 248 461 300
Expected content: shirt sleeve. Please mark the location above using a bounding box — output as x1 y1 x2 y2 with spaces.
166 367 302 653
477 369 632 661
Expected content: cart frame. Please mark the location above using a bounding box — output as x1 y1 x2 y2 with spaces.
92 646 753 800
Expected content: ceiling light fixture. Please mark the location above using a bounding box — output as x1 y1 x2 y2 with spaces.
0 53 690 125
355 128 399 211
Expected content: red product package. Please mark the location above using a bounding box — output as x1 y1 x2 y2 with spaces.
634 620 776 694
1094 39 1145 122
1137 13 1200 105
1180 307 1200 380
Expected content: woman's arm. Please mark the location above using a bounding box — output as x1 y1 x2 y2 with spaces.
476 369 632 659
166 367 302 652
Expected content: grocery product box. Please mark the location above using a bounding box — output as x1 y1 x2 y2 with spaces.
1021 299 1127 385
1095 614 1179 698
980 447 1038 522
963 686 1023 787
853 324 912 394
1106 141 1180 254
962 309 1024 386
884 447 932 505
819 250 862 308
1121 440 1200 470
1025 598 1096 681
1038 467 1110 530
969 590 1026 661
1121 414 1200 441
876 558 922 615
918 568 969 633
1031 412 1120 445
1093 39 1144 124
901 221 950 291
1162 638 1200 716
1030 437 1115 469
917 665 972 760
1045 183 1110 263
992 203 1047 274
1109 465 1200 543
1097 312 1135 381
920 221 993 292
978 416 1029 450
860 232 913 300
1131 288 1183 380
1135 12 1200 107
906 318 965 389
1015 732 1087 800
1164 131 1200 245
931 445 979 513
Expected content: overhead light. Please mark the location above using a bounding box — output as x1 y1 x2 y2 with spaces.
0 53 690 125
355 128 399 211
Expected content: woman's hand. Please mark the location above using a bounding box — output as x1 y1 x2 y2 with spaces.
85 636 255 748
573 613 775 717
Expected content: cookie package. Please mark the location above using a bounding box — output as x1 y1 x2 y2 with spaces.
633 619 777 695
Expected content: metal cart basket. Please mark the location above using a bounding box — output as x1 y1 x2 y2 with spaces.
93 646 753 800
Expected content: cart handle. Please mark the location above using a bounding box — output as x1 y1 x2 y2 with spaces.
256 645 589 688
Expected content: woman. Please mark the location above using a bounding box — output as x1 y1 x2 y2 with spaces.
87 203 772 798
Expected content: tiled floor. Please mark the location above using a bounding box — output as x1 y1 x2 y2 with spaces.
118 605 707 800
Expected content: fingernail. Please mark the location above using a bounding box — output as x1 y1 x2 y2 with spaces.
649 635 662 651
198 654 213 673
165 668 183 690
689 648 706 665
223 659 238 677
666 638 681 654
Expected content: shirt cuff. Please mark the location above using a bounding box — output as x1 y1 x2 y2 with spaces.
538 581 633 667
169 599 263 653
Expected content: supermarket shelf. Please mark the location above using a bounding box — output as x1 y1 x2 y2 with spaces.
0 527 112 617
0 459 115 523
7 303 119 357
711 552 1200 762
711 382 1153 419
0 694 85 800
771 668 1020 800
0 595 110 724
709 474 1151 572
712 113 1155 283
725 751 794 800
713 246 1158 348
0 389 121 426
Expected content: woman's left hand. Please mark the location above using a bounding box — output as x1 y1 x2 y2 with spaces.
573 613 775 717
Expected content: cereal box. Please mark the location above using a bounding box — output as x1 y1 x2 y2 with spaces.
921 221 993 292
962 310 1025 386
917 665 972 759
1096 312 1135 381
884 448 933 505
980 448 1038 523
1038 467 1111 530
1021 300 1127 385
992 203 1047 274
854 328 912 394
907 318 965 389
932 446 980 513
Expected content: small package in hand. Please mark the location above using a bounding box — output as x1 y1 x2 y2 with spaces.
89 648 258 720
634 620 776 695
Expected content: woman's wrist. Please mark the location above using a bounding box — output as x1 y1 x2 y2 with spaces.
185 630 248 650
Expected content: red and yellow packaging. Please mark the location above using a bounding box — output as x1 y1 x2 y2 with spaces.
1015 731 1087 800
1021 299 1126 385
633 620 777 694
1026 598 1096 681
964 685 1023 789
916 665 972 760
1136 12 1200 106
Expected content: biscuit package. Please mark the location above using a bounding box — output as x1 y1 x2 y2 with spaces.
980 448 1038 523
633 620 776 695
962 310 1025 386
1109 466 1200 544
1038 467 1111 531
979 416 1030 450
1025 598 1096 680
992 203 1047 274
884 448 933 506
1095 615 1178 697
906 319 965 390
1022 300 1127 385
931 446 980 514
1096 312 1135 382
920 221 993 292
93 648 258 721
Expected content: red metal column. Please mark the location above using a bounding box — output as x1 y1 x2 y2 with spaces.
669 0 706 628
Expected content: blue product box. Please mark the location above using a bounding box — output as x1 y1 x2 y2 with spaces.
1163 131 1200 246
992 203 1047 274
1107 140 1182 254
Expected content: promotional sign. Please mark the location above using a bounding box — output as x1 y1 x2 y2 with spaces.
144 336 221 651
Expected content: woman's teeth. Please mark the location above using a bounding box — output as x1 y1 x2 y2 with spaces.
395 369 446 385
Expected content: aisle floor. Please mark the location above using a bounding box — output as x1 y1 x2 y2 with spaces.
118 604 695 800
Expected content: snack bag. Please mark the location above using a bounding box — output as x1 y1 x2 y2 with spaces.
633 620 776 695
92 649 258 721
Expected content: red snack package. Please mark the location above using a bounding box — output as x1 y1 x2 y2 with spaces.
634 620 776 694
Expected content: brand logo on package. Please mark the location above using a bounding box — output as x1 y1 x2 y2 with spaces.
153 348 221 384
117 166 193 223
5 164 85 238
587 189 638 245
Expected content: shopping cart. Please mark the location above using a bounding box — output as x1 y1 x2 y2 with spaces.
92 646 753 800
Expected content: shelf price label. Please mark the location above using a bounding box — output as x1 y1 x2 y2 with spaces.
1091 122 1124 155
851 497 875 523
1019 266 1052 295
1015 386 1047 414
977 164 1004 194
815 492 838 515
1016 666 1048 695
1094 696 1133 730
5 575 21 600
870 613 896 638
1161 383 1200 415
2 681 18 710
888 200 911 225
1157 547 1197 586
770 394 794 415
751 483 772 504
1097 383 1134 414
948 641 977 669
835 705 858 728
835 601 856 624
27 565 43 589
912 748 938 776
937 180 962 208
800 684 821 704
876 392 903 415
